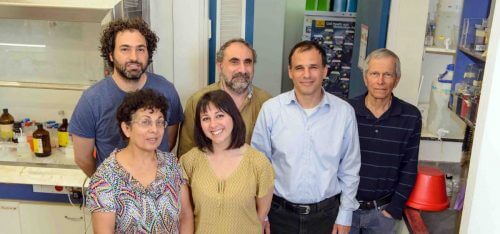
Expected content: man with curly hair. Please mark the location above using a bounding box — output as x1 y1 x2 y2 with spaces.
69 18 183 177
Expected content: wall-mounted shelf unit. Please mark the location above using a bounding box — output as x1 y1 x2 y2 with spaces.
0 0 119 22
0 81 90 91
449 0 492 126
425 46 456 55
458 47 487 62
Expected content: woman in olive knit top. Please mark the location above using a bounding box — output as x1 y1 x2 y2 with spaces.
180 90 274 233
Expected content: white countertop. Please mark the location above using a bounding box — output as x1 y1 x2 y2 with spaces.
0 142 88 187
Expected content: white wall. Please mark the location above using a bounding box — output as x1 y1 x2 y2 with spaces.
253 0 307 95
418 140 462 162
0 88 82 122
281 0 307 93
171 0 208 106
150 0 174 84
460 1 500 232
386 0 429 105
0 18 101 121
252 0 286 96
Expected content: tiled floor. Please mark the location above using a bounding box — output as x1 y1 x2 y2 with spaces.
416 161 464 233
421 209 459 233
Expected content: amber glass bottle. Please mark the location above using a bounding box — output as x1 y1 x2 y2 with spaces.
33 123 51 157
12 121 22 143
0 108 15 141
58 118 69 147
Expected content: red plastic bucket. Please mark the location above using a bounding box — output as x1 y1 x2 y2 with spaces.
406 166 449 211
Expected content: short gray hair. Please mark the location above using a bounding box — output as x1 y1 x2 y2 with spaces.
363 48 401 78
216 38 257 63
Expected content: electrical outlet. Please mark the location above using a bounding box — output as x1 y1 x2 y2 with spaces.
71 190 83 200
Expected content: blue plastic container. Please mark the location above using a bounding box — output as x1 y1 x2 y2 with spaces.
346 0 357 12
332 0 347 12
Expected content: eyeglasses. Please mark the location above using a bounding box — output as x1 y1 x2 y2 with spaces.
129 119 167 129
367 71 395 79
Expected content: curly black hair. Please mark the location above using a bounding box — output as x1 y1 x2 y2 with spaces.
100 18 159 68
116 88 169 139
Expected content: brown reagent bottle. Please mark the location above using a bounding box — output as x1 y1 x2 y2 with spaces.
33 123 51 157
58 118 69 147
0 108 15 141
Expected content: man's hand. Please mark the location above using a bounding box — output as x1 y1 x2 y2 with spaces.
332 224 350 234
382 210 393 219
263 219 270 234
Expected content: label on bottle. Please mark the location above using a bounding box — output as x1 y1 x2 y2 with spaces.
0 124 14 140
33 138 44 154
58 131 69 147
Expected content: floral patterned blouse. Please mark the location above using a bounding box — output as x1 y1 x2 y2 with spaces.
86 149 186 233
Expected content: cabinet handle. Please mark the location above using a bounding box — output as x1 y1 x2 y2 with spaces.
0 206 17 210
64 215 83 221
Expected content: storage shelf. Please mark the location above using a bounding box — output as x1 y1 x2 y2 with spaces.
458 46 486 62
460 115 476 128
447 104 476 128
0 1 116 23
425 47 456 55
0 81 90 91
304 11 356 18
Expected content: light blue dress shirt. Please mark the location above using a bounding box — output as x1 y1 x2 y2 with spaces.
251 90 361 226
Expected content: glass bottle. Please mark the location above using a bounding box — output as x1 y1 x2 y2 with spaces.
33 123 51 157
46 123 58 148
23 121 35 151
445 174 454 197
0 108 15 141
17 134 32 158
58 118 69 147
12 121 22 143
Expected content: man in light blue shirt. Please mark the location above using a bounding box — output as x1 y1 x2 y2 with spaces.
252 41 361 234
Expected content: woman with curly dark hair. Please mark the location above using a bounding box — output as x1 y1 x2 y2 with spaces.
86 89 193 233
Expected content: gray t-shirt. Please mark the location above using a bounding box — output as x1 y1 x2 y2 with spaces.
69 72 183 167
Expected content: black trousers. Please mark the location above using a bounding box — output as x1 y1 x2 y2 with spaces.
269 196 340 234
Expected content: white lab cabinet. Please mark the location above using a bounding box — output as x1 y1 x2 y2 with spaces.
18 202 92 234
0 201 22 234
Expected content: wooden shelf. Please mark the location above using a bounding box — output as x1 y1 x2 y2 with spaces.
425 47 456 55
458 47 486 62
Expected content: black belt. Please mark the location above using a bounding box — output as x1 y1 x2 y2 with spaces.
272 195 340 215
358 194 392 210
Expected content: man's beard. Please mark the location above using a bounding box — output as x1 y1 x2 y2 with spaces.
114 60 148 81
222 72 251 94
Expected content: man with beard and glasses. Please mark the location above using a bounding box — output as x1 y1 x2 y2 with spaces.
177 38 272 157
69 18 183 177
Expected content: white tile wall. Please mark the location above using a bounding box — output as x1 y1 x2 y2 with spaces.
0 19 103 122
0 19 103 85
419 139 462 163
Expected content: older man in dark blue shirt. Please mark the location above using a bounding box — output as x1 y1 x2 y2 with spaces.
348 48 422 234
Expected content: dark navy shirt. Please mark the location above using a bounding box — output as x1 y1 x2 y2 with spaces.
349 94 421 219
